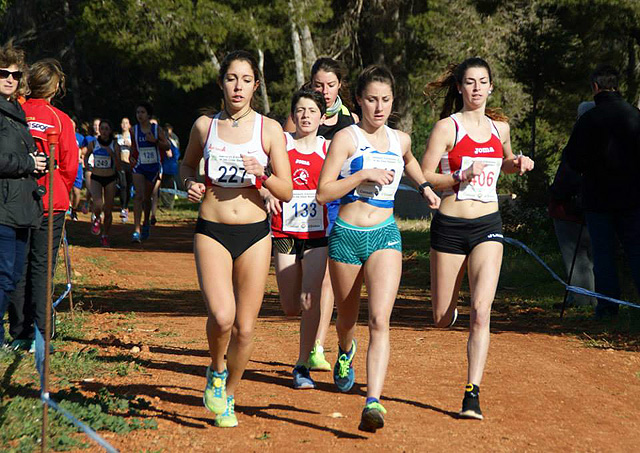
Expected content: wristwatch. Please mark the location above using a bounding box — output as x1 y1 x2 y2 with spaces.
255 165 271 189
418 181 434 198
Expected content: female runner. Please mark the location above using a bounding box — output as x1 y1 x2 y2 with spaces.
270 89 328 389
129 102 169 242
180 50 292 428
316 65 440 432
421 57 534 420
85 119 121 246
284 57 359 371
116 117 132 223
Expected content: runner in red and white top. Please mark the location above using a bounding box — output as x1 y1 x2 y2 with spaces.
266 89 329 389
421 57 534 421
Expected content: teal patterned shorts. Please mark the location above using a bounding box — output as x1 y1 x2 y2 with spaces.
328 216 402 265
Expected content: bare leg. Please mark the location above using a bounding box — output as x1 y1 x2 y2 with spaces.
102 182 116 236
89 180 104 224
132 173 146 234
315 261 334 346
430 249 467 327
329 259 364 354
298 247 328 363
362 249 402 400
466 242 503 386
225 235 271 396
274 252 302 317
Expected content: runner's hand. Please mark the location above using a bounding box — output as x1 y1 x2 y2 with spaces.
241 154 264 177
423 187 441 209
514 155 534 175
462 161 485 181
265 194 281 215
145 132 157 143
363 168 395 186
186 180 206 203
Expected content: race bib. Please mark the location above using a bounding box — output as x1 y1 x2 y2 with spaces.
282 190 324 233
354 152 404 201
93 155 112 169
138 146 159 165
457 156 502 202
206 154 255 188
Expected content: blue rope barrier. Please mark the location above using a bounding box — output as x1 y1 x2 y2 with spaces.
34 329 119 452
503 237 640 310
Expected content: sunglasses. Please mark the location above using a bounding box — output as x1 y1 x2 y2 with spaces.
0 69 23 80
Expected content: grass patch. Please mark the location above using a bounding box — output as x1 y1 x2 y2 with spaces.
0 309 156 451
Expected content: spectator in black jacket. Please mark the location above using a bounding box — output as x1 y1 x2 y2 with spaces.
0 42 46 346
565 65 640 318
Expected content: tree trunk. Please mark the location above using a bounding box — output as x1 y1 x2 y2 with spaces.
531 93 537 160
627 37 639 108
289 1 304 89
63 0 84 117
257 47 270 114
301 23 317 70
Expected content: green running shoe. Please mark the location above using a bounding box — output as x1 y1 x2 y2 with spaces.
333 339 356 392
307 342 331 371
214 395 238 428
203 366 227 414
358 401 387 433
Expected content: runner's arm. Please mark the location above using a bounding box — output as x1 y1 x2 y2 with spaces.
398 131 440 208
316 128 393 205
180 116 208 202
257 118 292 202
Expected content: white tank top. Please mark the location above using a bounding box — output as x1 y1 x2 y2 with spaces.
203 112 268 188
339 125 404 208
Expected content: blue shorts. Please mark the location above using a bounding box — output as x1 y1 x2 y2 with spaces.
74 164 83 189
133 166 160 183
328 215 401 265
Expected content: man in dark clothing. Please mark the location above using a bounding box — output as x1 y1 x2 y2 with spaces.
565 65 640 318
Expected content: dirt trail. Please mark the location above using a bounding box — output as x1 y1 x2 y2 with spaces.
62 219 640 452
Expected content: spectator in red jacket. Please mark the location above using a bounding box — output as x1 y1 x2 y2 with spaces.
8 58 78 350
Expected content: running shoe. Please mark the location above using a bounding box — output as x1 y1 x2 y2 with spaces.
141 225 150 241
308 341 331 371
70 210 78 221
292 365 315 389
358 400 387 433
150 216 157 226
10 338 32 351
333 339 356 392
459 383 483 420
120 208 129 223
131 232 142 243
100 236 109 247
448 308 459 328
90 217 101 236
203 366 228 414
214 395 238 428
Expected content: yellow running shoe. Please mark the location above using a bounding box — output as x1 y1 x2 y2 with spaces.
214 395 238 428
307 342 331 371
203 366 227 414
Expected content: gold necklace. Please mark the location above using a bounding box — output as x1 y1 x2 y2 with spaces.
224 107 252 127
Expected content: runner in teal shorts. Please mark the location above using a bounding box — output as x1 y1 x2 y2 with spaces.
316 65 440 433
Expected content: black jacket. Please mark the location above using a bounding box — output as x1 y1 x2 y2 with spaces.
565 91 640 212
0 97 43 228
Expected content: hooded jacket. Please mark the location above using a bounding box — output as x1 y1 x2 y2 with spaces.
0 96 43 228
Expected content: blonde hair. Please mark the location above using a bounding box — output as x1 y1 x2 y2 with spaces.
0 41 30 100
28 58 66 100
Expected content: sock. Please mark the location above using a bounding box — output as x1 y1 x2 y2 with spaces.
295 360 308 368
465 383 480 396
366 397 379 406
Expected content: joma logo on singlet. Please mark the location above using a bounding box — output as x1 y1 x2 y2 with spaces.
474 147 495 154
295 159 310 166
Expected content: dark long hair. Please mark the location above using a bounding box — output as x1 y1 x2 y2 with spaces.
424 57 508 122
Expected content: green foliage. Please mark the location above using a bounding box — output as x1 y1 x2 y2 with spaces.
0 388 156 452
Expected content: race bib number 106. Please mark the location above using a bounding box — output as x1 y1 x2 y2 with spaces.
456 156 502 203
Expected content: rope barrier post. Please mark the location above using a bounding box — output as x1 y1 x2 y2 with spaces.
62 229 74 319
42 127 59 452
560 224 584 319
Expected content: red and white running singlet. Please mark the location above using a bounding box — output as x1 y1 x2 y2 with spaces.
271 133 328 239
439 113 504 203
203 112 268 188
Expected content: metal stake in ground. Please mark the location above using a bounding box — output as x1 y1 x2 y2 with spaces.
560 223 584 319
42 127 59 453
